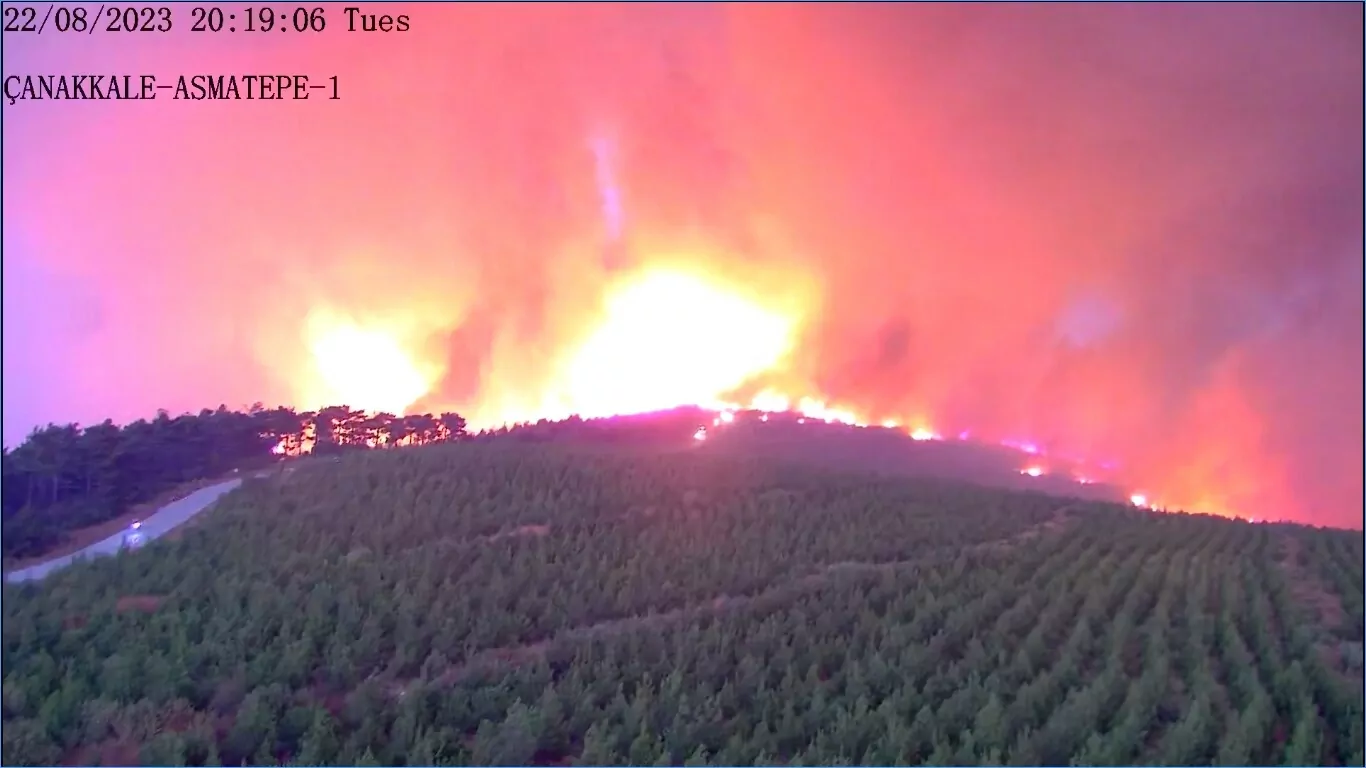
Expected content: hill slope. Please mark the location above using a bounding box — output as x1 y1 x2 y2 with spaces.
2 442 1361 766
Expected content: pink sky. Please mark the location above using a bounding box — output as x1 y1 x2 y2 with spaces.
3 4 1362 528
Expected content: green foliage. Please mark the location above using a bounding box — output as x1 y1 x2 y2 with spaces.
2 440 1361 766
1 404 469 559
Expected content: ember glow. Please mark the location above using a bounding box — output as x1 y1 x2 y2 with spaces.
4 4 1361 529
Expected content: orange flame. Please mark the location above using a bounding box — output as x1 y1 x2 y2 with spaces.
287 261 1252 522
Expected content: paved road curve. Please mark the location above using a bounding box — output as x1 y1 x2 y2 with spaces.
4 478 246 584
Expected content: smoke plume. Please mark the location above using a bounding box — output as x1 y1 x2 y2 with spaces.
3 4 1361 527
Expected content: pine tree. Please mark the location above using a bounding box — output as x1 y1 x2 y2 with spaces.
683 744 710 766
1007 730 1042 767
139 732 189 766
407 728 439 767
974 692 1008 751
907 704 936 758
296 709 339 766
979 746 1005 766
1214 713 1253 766
1070 732 1109 766
495 701 543 766
628 725 664 766
577 722 619 767
537 685 570 758
470 720 501 766
954 729 981 765
1282 709 1324 767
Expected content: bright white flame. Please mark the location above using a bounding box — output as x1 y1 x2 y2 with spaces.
910 428 939 441
751 390 791 413
796 397 859 425
1021 466 1044 478
307 318 430 414
558 271 796 418
693 427 708 441
1130 493 1148 507
719 411 735 423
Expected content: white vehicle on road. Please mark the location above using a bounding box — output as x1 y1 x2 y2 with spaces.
121 520 147 550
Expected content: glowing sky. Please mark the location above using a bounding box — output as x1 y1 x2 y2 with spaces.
3 4 1362 529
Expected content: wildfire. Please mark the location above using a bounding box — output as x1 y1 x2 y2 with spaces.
287 262 1243 523
553 269 799 419
300 308 434 415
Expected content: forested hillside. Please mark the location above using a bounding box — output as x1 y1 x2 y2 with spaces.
1 401 1122 564
1 405 469 560
3 442 1361 766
